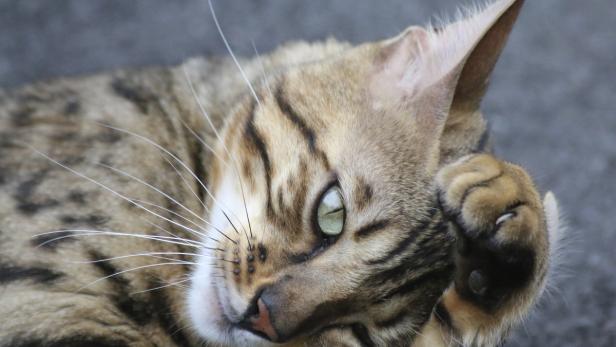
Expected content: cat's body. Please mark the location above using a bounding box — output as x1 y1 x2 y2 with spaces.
0 41 345 347
0 1 559 346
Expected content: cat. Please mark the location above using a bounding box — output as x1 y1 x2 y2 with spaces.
0 0 560 346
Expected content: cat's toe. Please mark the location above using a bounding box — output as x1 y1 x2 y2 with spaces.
436 154 548 310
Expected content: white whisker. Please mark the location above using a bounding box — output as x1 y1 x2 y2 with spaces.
142 218 223 246
72 252 205 264
78 262 191 292
29 146 218 244
133 199 205 232
251 39 274 97
182 68 253 246
99 163 209 233
206 0 256 245
131 278 192 295
159 154 209 212
97 124 244 243
177 117 230 171
207 0 261 106
99 163 233 244
33 230 214 250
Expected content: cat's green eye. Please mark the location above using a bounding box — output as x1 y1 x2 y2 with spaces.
317 186 345 236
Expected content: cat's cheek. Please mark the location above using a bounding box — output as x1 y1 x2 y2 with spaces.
188 261 231 345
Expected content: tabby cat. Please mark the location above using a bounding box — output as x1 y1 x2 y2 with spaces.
0 0 560 346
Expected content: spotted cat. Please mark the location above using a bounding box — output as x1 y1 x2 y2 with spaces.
0 0 560 346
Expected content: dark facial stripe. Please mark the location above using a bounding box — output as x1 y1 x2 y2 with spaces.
274 81 330 170
350 323 376 347
390 219 449 266
0 263 64 284
354 219 390 240
275 169 309 232
368 267 454 345
365 220 453 297
379 265 454 301
285 297 358 340
244 98 274 217
354 178 373 211
275 83 317 153
366 207 438 265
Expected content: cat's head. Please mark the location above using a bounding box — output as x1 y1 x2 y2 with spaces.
188 0 524 345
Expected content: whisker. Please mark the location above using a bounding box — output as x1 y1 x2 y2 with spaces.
143 218 224 247
222 211 241 238
207 0 261 106
159 154 209 212
33 230 216 250
97 124 211 199
170 320 197 341
72 252 206 264
130 278 192 295
251 39 274 97
194 1 260 247
99 163 210 233
134 200 205 233
182 68 253 249
219 258 240 265
78 262 191 292
177 117 230 171
112 254 197 265
97 124 244 243
29 146 222 244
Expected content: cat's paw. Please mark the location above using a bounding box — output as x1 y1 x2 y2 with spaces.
436 154 548 311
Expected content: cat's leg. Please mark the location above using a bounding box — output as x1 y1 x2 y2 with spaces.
414 154 559 347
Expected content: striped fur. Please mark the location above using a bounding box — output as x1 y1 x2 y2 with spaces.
0 0 557 346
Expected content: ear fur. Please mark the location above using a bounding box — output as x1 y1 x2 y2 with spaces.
448 0 525 111
372 0 524 124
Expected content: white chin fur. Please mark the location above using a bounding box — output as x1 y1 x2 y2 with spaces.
187 166 276 345
188 253 230 345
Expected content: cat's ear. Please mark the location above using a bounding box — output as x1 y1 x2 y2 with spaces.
370 0 524 125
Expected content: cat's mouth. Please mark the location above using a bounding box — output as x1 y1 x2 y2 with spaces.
216 283 277 341
188 260 266 346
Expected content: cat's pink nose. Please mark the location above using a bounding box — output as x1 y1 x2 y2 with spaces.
249 298 279 341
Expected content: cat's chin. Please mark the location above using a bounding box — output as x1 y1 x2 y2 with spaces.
188 259 276 347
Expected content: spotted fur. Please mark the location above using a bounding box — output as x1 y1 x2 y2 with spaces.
0 1 559 346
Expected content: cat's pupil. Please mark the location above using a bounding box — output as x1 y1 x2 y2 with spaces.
317 186 345 236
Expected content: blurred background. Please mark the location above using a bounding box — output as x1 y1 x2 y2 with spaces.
1 0 614 346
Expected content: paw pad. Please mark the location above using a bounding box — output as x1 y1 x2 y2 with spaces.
468 270 488 296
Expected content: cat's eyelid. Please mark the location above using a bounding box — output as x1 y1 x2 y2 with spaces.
323 207 344 215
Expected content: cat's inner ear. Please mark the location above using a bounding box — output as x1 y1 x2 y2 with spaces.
370 0 524 123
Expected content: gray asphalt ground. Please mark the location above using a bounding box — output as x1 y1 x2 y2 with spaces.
1 1 615 346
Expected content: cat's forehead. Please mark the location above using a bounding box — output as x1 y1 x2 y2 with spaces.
279 49 374 115
239 76 431 219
